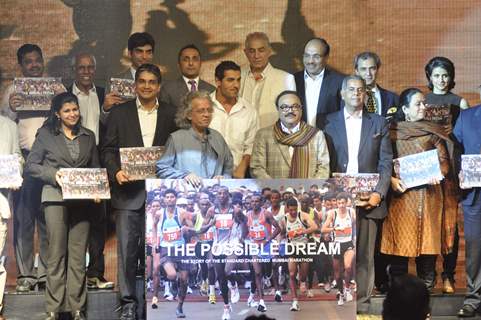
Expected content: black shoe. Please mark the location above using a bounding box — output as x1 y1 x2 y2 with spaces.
16 279 35 292
120 304 136 320
71 310 87 320
458 305 476 318
45 312 58 320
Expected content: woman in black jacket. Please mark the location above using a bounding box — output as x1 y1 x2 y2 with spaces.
26 92 99 320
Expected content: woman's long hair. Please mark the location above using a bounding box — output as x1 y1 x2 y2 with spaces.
44 92 82 135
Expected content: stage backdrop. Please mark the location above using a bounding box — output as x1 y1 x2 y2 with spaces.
0 0 477 287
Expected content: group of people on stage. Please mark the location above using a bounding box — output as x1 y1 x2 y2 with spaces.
0 27 480 320
145 183 356 320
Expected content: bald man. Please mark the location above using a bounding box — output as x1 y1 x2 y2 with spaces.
294 38 344 129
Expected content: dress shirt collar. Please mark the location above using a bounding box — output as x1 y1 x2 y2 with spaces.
280 121 300 134
304 68 325 81
248 62 272 79
72 82 96 96
182 76 200 87
136 97 159 114
367 84 379 94
344 107 363 120
210 91 244 113
130 66 137 79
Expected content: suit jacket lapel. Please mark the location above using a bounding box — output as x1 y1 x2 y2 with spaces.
54 133 75 164
277 142 292 169
76 133 90 165
358 112 373 155
178 77 189 95
153 107 166 146
298 73 308 123
336 110 349 161
316 68 330 118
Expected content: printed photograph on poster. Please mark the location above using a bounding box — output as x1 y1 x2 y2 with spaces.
109 77 136 99
331 173 379 202
460 154 481 189
423 104 452 124
393 149 443 189
145 178 356 320
13 77 66 111
0 154 22 189
120 146 165 181
58 168 110 199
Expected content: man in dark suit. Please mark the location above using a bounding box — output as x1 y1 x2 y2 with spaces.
101 64 177 320
453 105 481 318
68 52 116 291
104 32 156 110
160 44 215 109
294 38 344 130
353 51 399 293
354 52 399 119
324 75 393 313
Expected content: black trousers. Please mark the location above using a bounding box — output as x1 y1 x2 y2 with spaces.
116 208 145 307
387 254 437 290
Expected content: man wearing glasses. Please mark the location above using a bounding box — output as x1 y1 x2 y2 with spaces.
294 38 344 130
250 90 330 179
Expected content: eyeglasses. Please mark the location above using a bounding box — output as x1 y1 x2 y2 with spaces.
279 104 302 112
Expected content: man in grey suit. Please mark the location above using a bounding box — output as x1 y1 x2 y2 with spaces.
104 32 155 110
324 75 393 313
160 44 215 109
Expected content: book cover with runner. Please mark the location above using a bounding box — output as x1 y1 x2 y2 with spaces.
59 168 110 199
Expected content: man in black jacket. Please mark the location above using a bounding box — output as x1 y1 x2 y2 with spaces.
101 64 177 320
324 75 393 313
294 38 344 130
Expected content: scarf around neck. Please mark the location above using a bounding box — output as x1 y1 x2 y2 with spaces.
273 120 319 178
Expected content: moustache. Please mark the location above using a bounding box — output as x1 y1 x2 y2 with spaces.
285 112 296 117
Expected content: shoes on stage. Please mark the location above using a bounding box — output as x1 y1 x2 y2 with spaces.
87 276 114 290
16 279 35 293
71 310 87 320
45 312 58 320
442 278 455 294
151 296 158 309
307 289 314 298
120 304 136 320
458 305 476 318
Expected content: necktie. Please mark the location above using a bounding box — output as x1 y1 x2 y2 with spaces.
188 80 197 92
365 87 377 113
